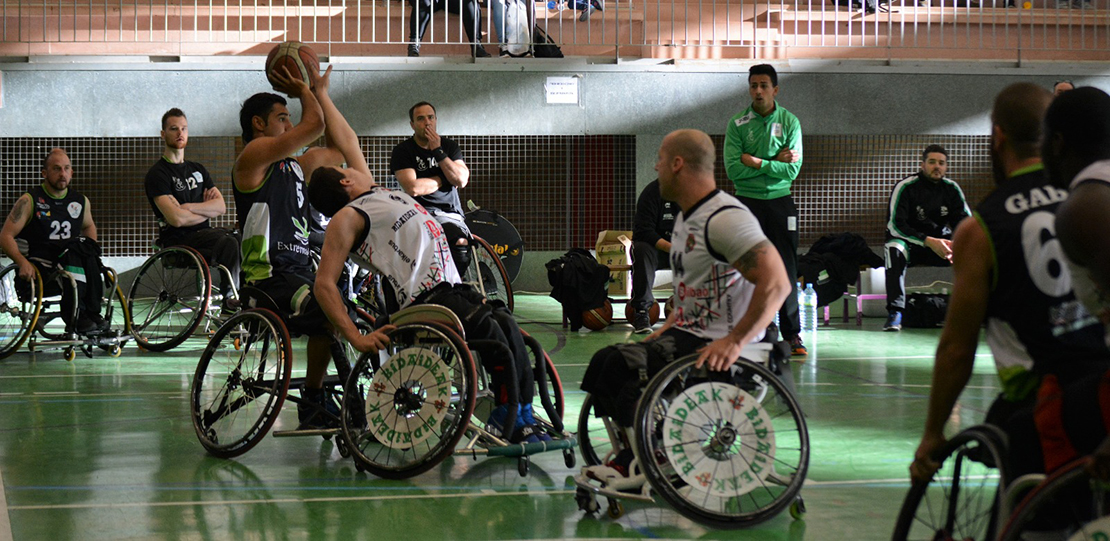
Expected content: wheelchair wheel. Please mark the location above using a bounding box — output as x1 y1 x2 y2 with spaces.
470 235 514 313
892 425 1009 541
578 393 620 467
634 355 810 529
999 457 1110 541
341 320 478 479
102 267 131 336
191 308 292 458
0 264 43 359
128 246 211 352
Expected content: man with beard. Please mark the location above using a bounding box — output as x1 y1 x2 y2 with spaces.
910 83 1110 484
883 144 971 331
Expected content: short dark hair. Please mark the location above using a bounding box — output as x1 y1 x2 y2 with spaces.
1045 86 1110 163
239 93 287 143
307 167 352 218
992 82 1051 160
408 101 436 122
748 64 778 87
921 144 948 162
161 108 186 130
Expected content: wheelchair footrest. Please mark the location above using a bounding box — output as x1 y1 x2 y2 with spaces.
574 469 654 503
272 428 341 438
462 436 577 458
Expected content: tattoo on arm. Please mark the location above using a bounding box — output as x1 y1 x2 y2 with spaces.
739 240 772 274
8 197 28 224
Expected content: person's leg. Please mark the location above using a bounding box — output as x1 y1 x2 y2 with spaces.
450 0 488 55
175 228 242 297
885 238 909 329
490 0 506 46
440 221 471 280
630 240 659 313
739 196 800 344
408 0 436 52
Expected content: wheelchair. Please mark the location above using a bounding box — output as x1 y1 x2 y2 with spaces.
339 303 575 478
574 343 810 528
999 456 1110 540
127 244 239 352
0 260 130 361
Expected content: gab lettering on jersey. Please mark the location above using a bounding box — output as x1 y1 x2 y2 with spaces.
1004 186 1067 214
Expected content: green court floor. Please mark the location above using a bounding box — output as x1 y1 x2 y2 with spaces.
0 294 998 540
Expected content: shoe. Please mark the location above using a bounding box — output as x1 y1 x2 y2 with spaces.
519 403 553 442
632 310 651 334
473 45 491 58
884 311 903 332
790 335 808 357
88 312 110 331
579 4 596 20
499 47 511 58
407 43 420 57
74 316 98 335
222 295 241 312
297 387 340 429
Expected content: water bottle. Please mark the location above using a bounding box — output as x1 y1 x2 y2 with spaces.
802 283 818 332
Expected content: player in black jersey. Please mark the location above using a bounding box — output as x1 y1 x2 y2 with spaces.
144 108 240 302
0 148 107 334
234 66 351 429
912 84 1110 483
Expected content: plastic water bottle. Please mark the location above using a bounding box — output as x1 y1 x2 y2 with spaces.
802 283 818 332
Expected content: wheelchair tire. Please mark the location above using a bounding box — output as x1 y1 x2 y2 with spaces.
999 457 1109 541
577 393 618 467
634 355 810 529
0 264 43 360
470 235 514 313
191 308 292 458
892 425 1009 541
102 267 132 337
128 246 211 352
340 320 477 479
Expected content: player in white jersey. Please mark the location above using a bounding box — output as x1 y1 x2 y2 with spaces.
306 101 548 444
579 129 791 446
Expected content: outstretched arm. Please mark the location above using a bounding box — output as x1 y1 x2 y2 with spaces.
298 66 360 182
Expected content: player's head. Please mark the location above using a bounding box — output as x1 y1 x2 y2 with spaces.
41 148 72 192
920 144 948 180
1053 80 1074 97
989 83 1051 183
656 129 715 202
409 102 437 135
240 93 289 143
1043 86 1110 188
308 166 375 218
748 64 779 111
161 108 188 150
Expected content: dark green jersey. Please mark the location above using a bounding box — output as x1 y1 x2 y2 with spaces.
17 184 86 260
234 157 313 282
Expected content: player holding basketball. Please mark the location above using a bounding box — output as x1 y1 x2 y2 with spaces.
233 63 350 429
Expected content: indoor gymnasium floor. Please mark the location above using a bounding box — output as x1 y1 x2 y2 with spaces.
0 293 999 540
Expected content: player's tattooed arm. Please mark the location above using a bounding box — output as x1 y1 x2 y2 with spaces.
8 196 28 224
738 240 774 275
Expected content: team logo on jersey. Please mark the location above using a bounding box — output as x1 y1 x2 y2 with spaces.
36 201 49 211
916 206 926 221
67 202 82 219
940 205 949 217
174 177 187 192
685 234 696 253
414 203 429 216
279 159 305 182
291 216 310 243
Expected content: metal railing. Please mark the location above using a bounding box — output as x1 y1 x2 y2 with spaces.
0 1 1106 60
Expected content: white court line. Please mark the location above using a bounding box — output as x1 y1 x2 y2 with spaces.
0 466 13 541
7 488 577 511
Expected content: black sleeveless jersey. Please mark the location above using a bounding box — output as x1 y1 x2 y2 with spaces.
16 184 86 260
234 157 313 282
976 164 1110 401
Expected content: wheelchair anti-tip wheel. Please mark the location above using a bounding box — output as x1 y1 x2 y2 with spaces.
999 457 1110 541
191 308 292 458
0 263 43 359
635 355 810 529
340 320 477 479
128 246 211 352
892 425 1009 541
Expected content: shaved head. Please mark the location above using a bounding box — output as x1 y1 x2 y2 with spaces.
663 129 716 174
992 82 1052 160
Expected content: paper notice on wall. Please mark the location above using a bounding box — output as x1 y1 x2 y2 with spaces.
545 76 578 105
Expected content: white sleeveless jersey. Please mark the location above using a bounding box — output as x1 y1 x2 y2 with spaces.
669 190 766 341
1067 159 1110 343
345 188 461 309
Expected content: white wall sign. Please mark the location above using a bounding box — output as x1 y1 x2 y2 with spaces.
545 76 579 105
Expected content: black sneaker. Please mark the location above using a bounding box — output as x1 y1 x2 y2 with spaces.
473 45 491 58
632 310 651 334
884 311 903 332
407 43 420 57
88 313 110 331
499 47 511 58
74 316 98 335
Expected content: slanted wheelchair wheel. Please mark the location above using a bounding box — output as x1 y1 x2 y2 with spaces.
128 246 211 352
0 264 43 360
470 235 514 313
578 394 617 467
340 320 477 479
892 425 1009 541
999 457 1109 541
101 267 131 337
191 308 292 458
634 355 810 529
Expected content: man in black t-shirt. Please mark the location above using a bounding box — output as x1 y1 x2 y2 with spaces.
390 101 473 278
629 179 678 333
144 108 240 299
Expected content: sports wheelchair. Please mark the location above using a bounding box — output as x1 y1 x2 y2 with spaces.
574 343 810 529
190 287 574 477
0 260 129 361
127 244 239 352
893 424 1110 540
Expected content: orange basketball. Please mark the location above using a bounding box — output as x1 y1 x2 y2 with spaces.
624 301 661 325
663 295 675 318
265 41 320 95
581 299 613 331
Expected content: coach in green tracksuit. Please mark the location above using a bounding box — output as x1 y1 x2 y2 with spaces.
723 64 806 356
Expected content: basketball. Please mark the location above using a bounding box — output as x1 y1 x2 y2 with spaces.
663 295 675 318
265 41 319 94
624 301 661 325
581 299 613 331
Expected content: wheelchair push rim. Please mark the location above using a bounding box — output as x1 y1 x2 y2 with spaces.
128 246 211 352
0 264 43 359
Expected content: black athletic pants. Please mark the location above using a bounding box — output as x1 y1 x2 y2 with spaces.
738 195 800 341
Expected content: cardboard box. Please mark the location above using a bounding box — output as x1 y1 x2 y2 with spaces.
595 230 633 296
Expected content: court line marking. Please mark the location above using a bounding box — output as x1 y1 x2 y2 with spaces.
6 488 578 511
0 466 13 541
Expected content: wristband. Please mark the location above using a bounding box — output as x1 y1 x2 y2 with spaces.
432 148 448 161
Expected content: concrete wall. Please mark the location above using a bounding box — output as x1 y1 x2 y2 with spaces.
2 57 1108 290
